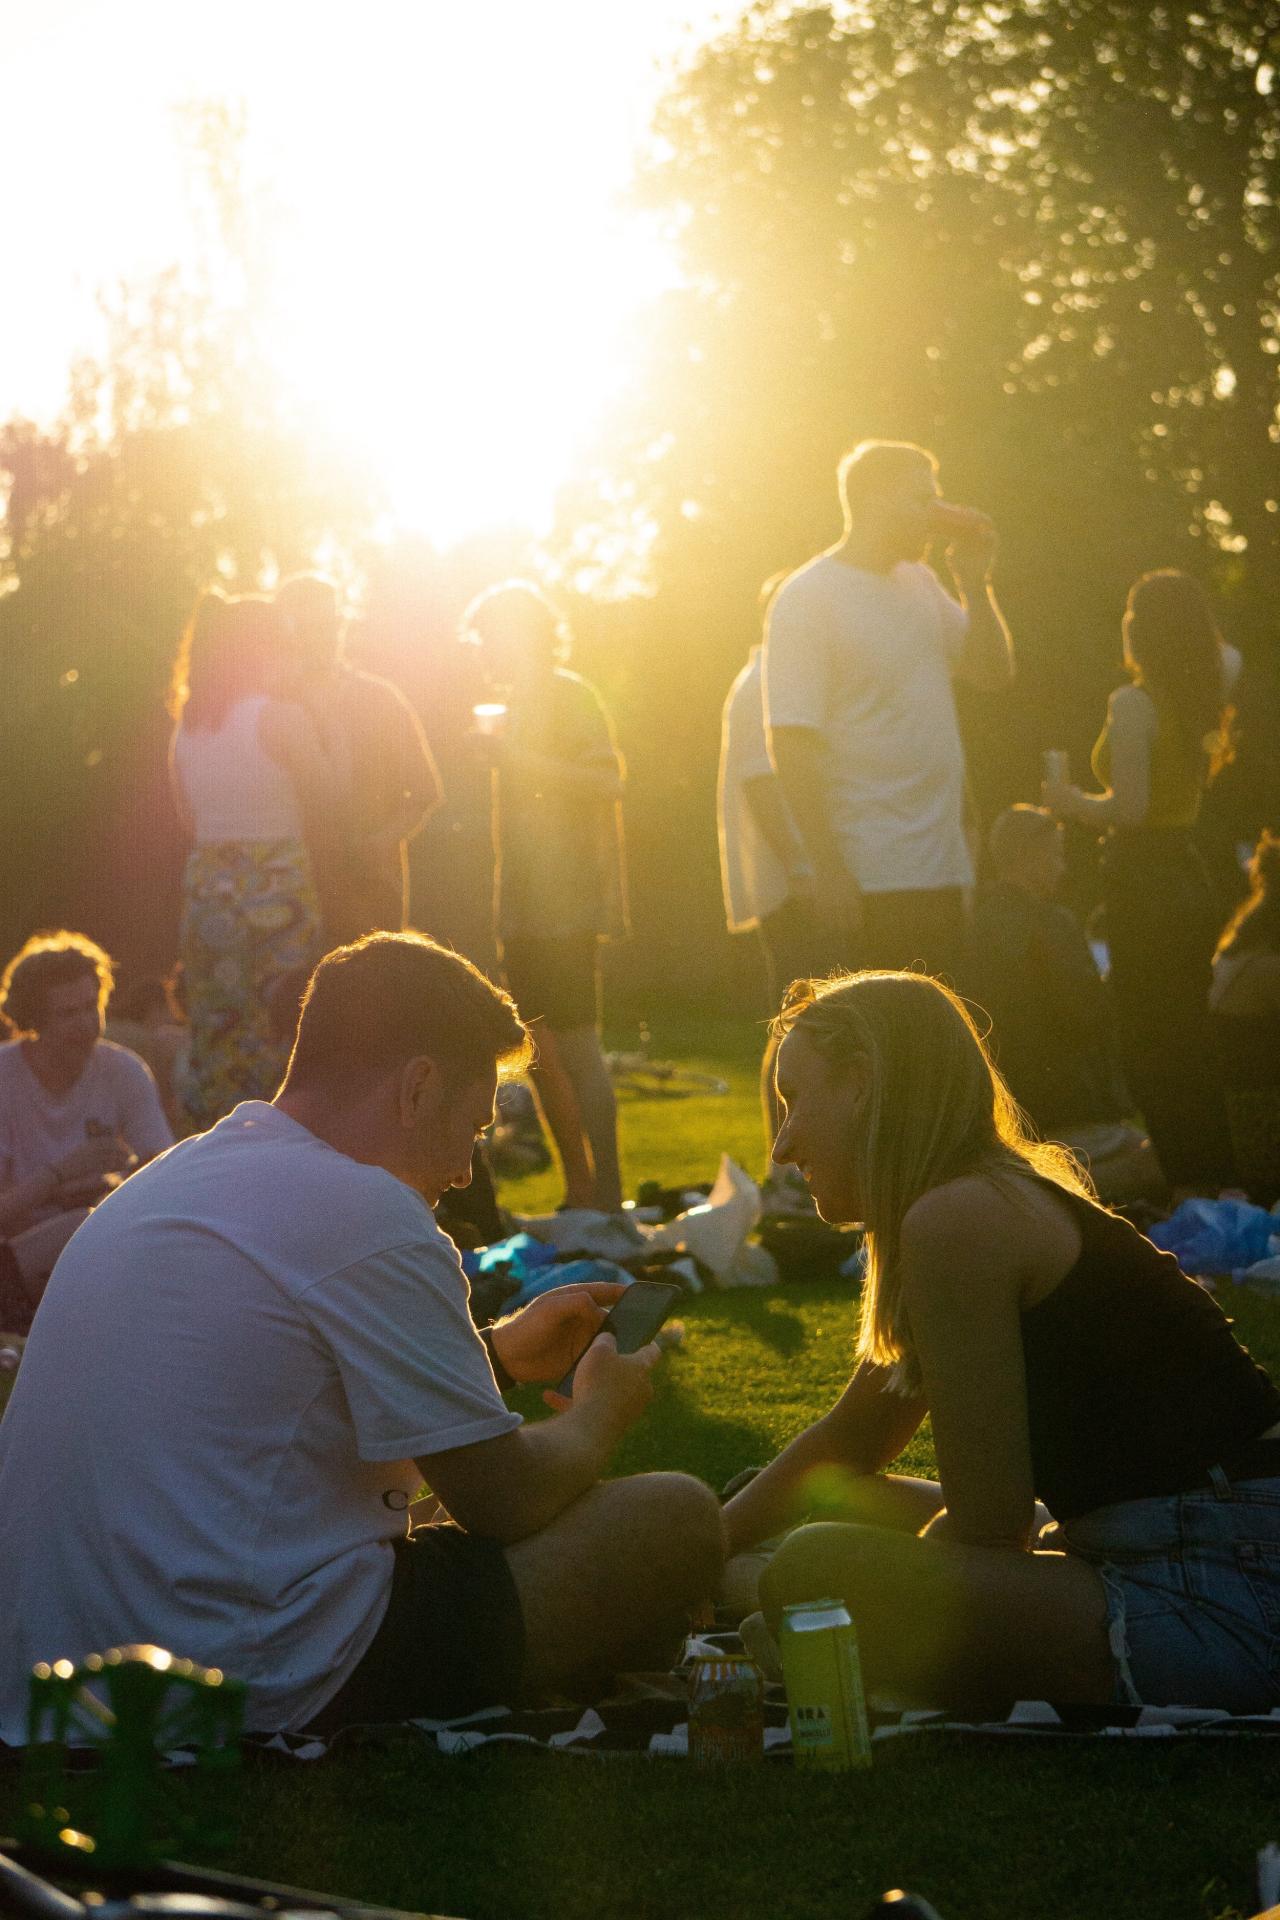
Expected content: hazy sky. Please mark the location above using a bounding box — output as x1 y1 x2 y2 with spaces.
2 0 733 538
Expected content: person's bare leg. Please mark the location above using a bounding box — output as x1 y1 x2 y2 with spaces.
552 1025 624 1213
526 1027 596 1209
10 1209 91 1307
722 1472 947 1620
506 1471 725 1697
760 1520 1113 1710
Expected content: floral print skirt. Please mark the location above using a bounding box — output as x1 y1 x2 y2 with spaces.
178 839 321 1131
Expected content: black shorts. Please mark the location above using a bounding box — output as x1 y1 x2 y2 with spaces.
500 933 601 1031
305 1524 525 1733
756 898 834 1012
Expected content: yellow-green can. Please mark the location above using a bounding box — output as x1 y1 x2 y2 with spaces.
779 1598 871 1770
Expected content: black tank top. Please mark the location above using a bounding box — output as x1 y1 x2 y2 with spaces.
1020 1184 1280 1521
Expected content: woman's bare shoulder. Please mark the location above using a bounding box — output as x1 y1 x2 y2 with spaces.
900 1173 1031 1262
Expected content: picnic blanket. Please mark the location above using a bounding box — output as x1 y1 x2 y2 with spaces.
5 1633 1280 1769
173 1633 1280 1765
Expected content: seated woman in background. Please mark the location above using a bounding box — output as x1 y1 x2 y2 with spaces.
726 971 1280 1713
1211 831 1280 1207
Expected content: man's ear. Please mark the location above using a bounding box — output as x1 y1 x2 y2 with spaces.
398 1055 442 1127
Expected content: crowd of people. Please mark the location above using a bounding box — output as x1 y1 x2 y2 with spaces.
2 437 1280 1744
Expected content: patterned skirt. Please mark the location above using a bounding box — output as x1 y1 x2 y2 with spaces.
178 839 321 1132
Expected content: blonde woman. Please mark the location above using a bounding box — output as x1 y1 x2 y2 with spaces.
727 971 1280 1712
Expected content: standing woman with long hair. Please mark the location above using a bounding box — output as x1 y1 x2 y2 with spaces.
725 971 1280 1712
1044 570 1237 1194
169 591 341 1130
1211 831 1280 1206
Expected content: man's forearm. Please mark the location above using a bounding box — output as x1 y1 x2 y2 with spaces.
426 1397 630 1546
954 581 1014 692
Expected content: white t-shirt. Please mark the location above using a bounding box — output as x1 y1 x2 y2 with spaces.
718 650 806 933
0 1102 520 1740
0 1039 174 1217
763 555 973 893
172 695 306 843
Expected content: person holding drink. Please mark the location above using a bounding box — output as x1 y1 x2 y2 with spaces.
462 581 629 1215
1042 569 1238 1196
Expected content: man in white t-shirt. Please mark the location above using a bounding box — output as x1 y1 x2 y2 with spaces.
0 933 723 1740
0 932 173 1330
764 439 1015 982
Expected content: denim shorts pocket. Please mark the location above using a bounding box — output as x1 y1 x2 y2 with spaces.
1235 1542 1280 1637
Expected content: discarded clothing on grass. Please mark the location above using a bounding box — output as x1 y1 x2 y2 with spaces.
503 1256 635 1311
513 1156 778 1289
758 1212 865 1284
1149 1196 1280 1278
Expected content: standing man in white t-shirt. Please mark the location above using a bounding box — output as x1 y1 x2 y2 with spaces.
0 933 724 1741
764 439 1014 982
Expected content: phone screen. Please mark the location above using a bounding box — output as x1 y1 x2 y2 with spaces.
555 1280 682 1398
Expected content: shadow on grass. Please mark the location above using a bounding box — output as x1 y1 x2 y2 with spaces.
607 1374 774 1491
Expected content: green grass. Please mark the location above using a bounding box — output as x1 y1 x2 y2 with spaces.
4 1015 1280 1919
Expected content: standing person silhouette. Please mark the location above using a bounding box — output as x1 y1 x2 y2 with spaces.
764 439 1013 984
276 574 442 944
1044 570 1238 1197
462 582 628 1214
169 592 341 1129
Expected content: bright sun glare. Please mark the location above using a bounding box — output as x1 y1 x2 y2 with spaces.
4 0 725 550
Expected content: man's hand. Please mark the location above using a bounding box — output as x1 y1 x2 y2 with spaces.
55 1134 132 1203
542 1330 660 1426
945 512 998 587
488 1281 627 1386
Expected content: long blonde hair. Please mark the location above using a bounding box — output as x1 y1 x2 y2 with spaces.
771 971 1093 1381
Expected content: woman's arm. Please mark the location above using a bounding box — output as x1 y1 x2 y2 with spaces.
168 730 194 841
1046 685 1154 830
899 1181 1038 1551
724 1360 926 1553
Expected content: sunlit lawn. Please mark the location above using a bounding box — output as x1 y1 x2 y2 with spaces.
3 1010 1279 1918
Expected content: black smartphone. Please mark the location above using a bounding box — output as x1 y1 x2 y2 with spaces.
555 1280 682 1399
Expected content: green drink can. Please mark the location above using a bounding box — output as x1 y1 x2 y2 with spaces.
779 1598 872 1770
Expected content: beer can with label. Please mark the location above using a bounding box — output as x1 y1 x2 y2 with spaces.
688 1653 765 1764
779 1598 871 1770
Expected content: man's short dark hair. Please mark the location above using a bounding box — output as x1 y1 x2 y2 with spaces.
0 931 115 1036
283 933 532 1092
837 439 938 522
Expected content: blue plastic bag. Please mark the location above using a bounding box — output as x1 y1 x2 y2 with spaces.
1148 1198 1277 1277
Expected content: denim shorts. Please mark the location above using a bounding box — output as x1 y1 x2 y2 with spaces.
1047 1472 1280 1713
